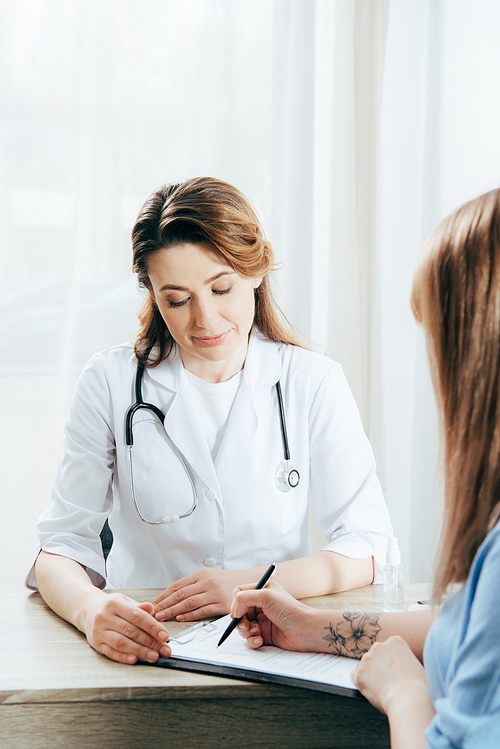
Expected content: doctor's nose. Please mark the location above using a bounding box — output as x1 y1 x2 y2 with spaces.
193 298 221 330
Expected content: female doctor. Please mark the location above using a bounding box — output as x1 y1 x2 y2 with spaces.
29 176 393 665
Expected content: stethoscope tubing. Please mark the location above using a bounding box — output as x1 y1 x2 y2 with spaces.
127 440 199 524
125 364 299 524
126 366 165 445
275 380 291 461
126 365 199 524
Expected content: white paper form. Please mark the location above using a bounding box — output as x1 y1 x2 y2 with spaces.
168 615 358 692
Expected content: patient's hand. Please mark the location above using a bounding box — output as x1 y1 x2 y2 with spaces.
230 582 321 652
350 636 431 715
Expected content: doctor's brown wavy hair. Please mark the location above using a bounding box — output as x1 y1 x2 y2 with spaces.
132 177 306 367
411 188 500 601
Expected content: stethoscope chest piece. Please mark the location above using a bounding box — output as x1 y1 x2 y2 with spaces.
275 459 301 493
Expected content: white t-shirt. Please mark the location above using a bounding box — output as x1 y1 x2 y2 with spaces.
184 369 243 460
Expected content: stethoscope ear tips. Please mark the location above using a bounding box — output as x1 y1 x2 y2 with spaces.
275 460 301 493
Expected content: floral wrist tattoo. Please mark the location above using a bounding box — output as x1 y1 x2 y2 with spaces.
323 612 381 659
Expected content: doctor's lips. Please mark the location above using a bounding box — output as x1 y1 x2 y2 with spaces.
194 331 231 346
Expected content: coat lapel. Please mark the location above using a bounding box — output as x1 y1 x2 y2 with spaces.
163 378 219 490
214 378 258 474
214 331 282 475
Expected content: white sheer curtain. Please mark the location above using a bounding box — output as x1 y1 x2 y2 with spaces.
2 0 500 589
376 0 500 583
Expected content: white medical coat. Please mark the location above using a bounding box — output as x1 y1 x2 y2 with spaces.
27 330 393 589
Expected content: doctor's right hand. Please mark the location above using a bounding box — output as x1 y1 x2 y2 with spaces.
82 592 172 664
230 582 321 653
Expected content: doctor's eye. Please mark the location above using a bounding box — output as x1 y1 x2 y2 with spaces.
212 287 233 297
167 298 190 308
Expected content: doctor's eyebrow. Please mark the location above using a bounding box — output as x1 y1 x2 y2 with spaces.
159 271 237 292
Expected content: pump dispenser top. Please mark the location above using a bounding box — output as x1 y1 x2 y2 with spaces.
386 537 401 566
383 537 404 612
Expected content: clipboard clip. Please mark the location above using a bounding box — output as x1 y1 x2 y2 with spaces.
169 621 218 644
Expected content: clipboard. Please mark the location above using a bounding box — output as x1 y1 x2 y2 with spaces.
146 616 364 700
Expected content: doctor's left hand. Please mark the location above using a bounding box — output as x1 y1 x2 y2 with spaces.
153 568 244 621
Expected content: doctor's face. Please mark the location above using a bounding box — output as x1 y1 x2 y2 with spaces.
147 242 262 382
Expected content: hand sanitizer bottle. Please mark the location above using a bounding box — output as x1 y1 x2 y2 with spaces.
383 537 404 612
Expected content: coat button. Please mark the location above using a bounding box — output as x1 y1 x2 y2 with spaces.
205 489 217 501
204 558 216 567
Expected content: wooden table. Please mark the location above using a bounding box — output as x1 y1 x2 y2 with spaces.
0 583 430 749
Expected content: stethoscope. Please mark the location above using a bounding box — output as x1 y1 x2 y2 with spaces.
125 364 300 525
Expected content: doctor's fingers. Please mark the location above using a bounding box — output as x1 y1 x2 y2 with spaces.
154 581 203 619
91 595 170 648
155 580 232 620
153 567 239 613
92 628 171 665
156 594 230 622
153 572 202 606
154 580 234 620
112 615 171 654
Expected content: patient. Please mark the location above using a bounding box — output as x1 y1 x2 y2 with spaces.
231 188 500 748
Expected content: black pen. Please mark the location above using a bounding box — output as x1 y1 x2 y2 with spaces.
217 563 277 648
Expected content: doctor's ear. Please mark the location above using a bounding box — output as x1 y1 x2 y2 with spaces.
253 277 263 290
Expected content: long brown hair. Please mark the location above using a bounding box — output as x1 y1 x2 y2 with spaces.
411 188 500 600
132 176 306 366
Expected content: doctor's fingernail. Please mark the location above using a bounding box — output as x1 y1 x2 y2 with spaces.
147 651 158 662
156 612 165 621
160 646 171 658
237 621 247 630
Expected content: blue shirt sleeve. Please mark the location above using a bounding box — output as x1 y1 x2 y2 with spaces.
424 526 500 747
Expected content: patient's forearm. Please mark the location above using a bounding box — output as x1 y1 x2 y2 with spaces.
314 608 438 663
